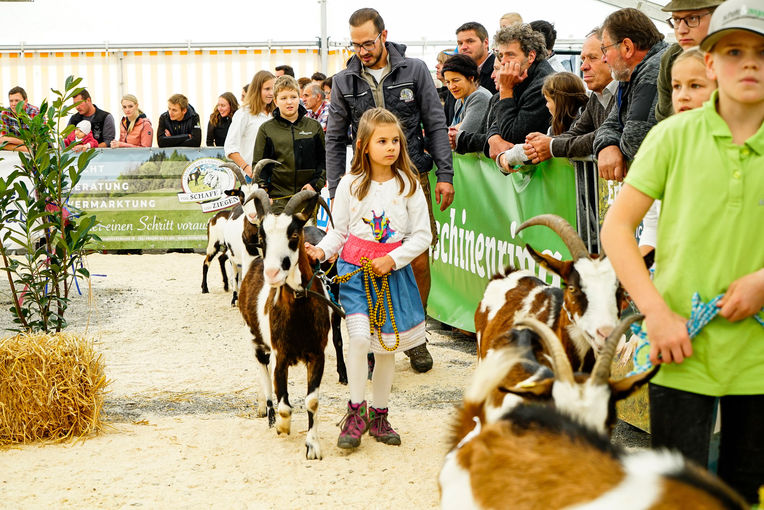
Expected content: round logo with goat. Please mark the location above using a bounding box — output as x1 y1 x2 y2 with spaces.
180 158 235 197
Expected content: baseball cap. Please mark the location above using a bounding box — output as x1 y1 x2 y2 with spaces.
661 0 725 12
700 0 764 51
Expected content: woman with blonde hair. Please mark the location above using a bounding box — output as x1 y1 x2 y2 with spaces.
110 94 153 148
224 70 276 179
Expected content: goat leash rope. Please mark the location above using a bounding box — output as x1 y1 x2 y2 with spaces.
332 256 400 352
627 292 764 377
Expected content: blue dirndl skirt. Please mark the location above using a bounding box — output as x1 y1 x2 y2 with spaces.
337 259 425 337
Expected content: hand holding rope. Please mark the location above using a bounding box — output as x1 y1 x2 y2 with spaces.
627 292 764 377
332 256 400 352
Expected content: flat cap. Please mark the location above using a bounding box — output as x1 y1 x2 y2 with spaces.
661 0 725 12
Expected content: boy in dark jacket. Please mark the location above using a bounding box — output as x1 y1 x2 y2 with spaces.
253 75 326 215
157 93 202 147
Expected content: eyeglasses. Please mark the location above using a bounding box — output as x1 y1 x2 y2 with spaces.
666 11 711 29
347 33 381 53
600 40 622 56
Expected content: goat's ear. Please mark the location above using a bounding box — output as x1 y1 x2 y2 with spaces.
502 378 555 399
224 189 243 200
526 245 573 280
609 366 658 401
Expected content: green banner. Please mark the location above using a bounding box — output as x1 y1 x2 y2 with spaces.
68 148 230 250
428 154 578 332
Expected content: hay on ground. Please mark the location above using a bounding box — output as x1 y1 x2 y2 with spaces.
0 332 109 446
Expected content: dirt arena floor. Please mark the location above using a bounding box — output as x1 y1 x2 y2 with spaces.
0 253 647 509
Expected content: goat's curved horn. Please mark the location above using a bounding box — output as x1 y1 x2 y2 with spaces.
243 189 271 217
318 195 334 228
252 158 281 183
590 314 644 385
517 214 590 261
513 316 575 384
220 162 247 185
283 189 319 217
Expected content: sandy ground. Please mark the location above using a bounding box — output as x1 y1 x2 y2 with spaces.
0 253 481 509
0 253 648 509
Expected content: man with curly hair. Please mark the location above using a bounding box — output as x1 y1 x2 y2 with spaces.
485 24 555 160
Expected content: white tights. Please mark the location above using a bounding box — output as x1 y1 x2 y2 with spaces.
348 333 395 410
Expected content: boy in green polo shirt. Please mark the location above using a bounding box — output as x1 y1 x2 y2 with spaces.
253 75 326 215
601 0 764 502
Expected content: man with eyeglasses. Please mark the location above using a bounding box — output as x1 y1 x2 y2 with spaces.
655 0 724 121
592 8 668 181
326 7 454 373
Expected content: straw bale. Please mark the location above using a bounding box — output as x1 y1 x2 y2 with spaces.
0 332 109 445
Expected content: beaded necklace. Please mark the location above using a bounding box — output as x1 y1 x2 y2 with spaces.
332 256 400 351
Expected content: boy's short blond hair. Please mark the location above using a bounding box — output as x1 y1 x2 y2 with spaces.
273 76 300 98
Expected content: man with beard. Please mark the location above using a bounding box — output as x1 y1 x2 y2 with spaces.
593 8 668 181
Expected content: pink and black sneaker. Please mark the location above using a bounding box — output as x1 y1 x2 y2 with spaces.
337 400 368 449
368 406 401 445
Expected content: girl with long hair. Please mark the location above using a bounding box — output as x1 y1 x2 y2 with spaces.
498 72 588 172
306 107 431 451
224 70 276 178
206 92 238 146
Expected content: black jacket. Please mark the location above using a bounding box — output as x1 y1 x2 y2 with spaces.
157 105 202 147
487 59 554 145
326 41 452 198
68 105 115 145
206 115 232 146
479 53 498 95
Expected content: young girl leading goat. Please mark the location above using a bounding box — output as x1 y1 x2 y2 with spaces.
306 107 431 450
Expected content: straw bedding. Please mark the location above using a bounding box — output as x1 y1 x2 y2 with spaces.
0 332 108 445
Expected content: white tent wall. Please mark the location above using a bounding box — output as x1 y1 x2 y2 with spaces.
0 47 350 145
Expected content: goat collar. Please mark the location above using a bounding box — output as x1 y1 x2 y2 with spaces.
287 269 346 318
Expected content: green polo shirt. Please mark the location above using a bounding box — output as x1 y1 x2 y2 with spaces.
625 91 764 396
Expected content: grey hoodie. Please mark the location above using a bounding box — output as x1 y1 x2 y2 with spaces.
325 41 453 198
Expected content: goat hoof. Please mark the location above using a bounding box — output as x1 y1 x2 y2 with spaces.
267 408 276 428
201 287 209 294
305 442 322 460
338 373 348 385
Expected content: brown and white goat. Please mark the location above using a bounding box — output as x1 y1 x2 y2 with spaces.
475 214 643 372
440 316 748 510
237 189 332 460
453 314 655 441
